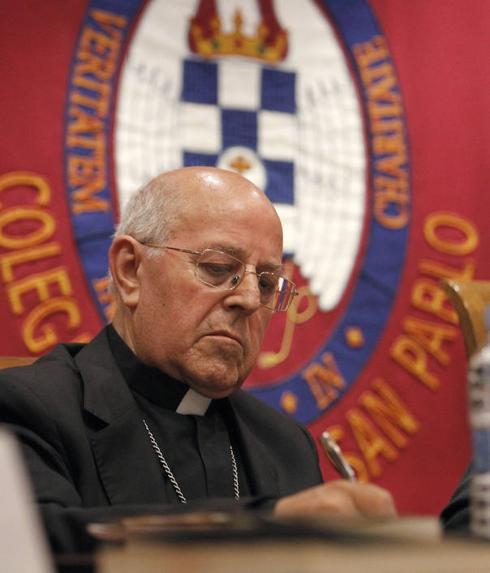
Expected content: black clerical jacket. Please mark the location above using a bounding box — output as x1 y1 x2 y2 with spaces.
0 328 323 553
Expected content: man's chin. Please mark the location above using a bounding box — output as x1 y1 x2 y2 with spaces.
192 385 237 400
177 348 253 399
188 375 243 399
184 365 247 399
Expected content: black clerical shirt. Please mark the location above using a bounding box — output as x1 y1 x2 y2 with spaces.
106 325 251 503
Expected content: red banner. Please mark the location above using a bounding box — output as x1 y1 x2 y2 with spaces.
1 0 489 515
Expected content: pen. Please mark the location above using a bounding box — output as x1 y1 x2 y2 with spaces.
320 431 357 482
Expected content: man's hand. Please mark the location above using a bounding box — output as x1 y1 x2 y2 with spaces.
274 481 397 519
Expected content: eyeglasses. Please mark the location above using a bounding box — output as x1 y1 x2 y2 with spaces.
137 241 297 312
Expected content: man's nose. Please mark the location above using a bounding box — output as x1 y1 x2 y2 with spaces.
224 271 262 312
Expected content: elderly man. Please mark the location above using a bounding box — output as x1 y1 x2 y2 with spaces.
0 167 395 553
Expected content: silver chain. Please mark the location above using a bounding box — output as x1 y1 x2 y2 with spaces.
229 443 240 500
143 418 240 504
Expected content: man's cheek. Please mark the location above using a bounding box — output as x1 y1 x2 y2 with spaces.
254 322 270 350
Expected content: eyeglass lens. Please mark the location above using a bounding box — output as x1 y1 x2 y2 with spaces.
195 250 294 311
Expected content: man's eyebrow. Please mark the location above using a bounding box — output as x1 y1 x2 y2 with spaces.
208 244 243 256
207 244 284 273
261 262 284 273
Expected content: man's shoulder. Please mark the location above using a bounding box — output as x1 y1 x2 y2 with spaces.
0 326 112 378
230 389 308 433
0 345 88 435
229 389 321 476
0 327 111 398
0 343 84 401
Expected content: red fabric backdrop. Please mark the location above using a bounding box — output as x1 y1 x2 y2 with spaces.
0 0 489 515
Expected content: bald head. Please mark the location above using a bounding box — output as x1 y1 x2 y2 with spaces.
116 166 282 248
109 166 285 396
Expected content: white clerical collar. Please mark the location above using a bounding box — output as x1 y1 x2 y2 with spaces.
175 388 211 416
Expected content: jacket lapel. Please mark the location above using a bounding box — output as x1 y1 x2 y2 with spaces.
75 330 168 505
228 393 279 497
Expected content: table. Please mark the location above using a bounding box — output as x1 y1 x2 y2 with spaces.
94 515 490 573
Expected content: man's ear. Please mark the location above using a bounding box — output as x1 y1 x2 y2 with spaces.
108 236 142 309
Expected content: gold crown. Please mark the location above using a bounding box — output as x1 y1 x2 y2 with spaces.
189 9 288 63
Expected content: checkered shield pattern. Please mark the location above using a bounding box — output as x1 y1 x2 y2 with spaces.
181 58 296 208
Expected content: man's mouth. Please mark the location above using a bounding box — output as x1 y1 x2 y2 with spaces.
205 331 243 346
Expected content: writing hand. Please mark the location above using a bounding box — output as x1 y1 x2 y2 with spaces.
274 480 397 520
